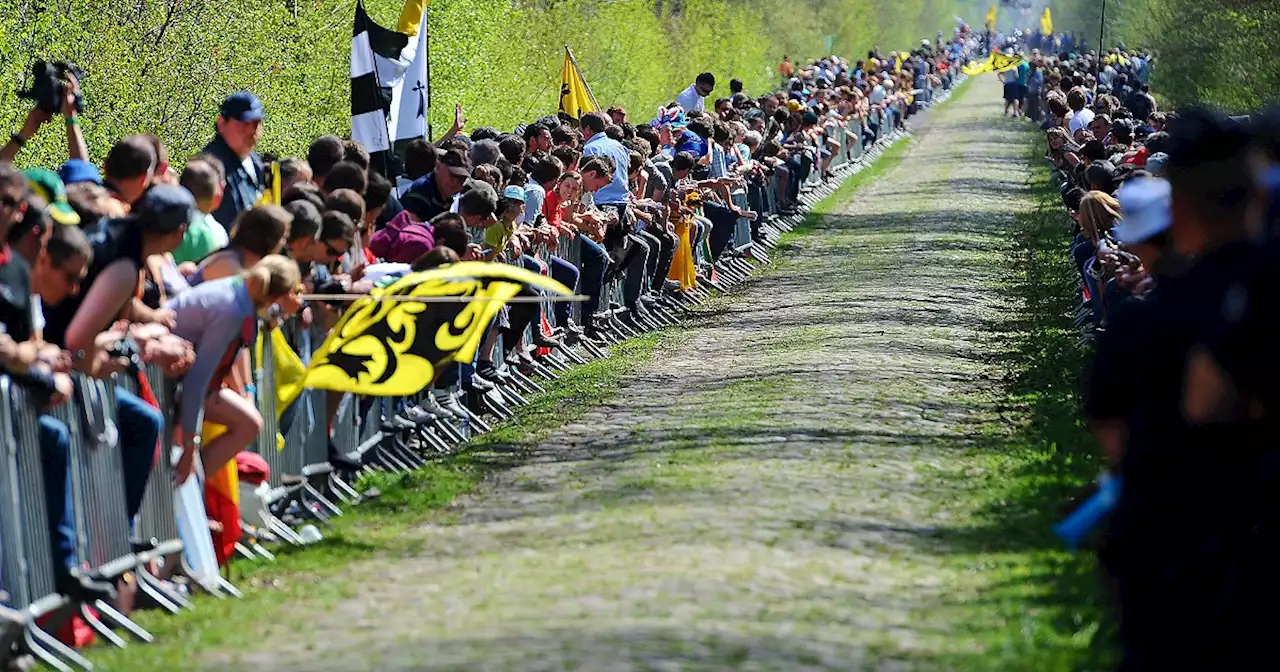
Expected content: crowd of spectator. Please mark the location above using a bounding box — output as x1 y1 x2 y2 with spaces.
0 30 973 665
1007 36 1280 669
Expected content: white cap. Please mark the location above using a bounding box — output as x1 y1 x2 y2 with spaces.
1113 177 1172 244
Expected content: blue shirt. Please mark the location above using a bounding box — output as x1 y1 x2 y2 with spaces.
581 133 631 205
675 129 707 158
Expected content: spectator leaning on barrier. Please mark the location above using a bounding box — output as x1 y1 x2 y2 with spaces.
205 91 266 231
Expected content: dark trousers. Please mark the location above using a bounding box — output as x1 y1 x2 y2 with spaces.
37 414 77 573
115 386 160 520
548 255 580 326
703 201 738 261
620 233 652 309
643 227 676 291
578 235 609 328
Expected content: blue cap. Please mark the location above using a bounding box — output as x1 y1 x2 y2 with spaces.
59 159 102 186
220 91 264 122
502 185 526 202
135 185 199 234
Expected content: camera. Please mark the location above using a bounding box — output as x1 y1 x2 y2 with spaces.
18 60 85 115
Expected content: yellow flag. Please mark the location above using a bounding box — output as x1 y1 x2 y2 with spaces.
992 51 1024 72
300 262 573 397
963 57 993 76
558 46 599 120
1040 7 1053 35
894 52 904 73
396 0 430 35
962 51 1023 76
254 162 281 207
985 4 997 31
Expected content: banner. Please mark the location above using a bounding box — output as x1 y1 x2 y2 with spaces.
558 46 599 120
962 51 1024 75
298 262 573 397
1040 7 1053 35
350 0 430 177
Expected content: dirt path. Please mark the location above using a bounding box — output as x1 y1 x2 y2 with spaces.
230 76 1037 671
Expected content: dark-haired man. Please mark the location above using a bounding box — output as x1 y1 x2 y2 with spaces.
204 91 265 231
103 135 157 211
676 73 716 114
403 148 472 221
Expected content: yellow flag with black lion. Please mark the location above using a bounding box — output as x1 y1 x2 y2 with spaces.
297 262 573 398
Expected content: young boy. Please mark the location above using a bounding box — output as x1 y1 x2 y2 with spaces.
173 155 228 265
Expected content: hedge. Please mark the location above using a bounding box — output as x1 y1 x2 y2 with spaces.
0 0 958 171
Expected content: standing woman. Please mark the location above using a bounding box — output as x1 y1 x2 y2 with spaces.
167 255 300 483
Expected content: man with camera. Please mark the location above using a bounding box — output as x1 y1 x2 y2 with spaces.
1 62 89 166
203 91 266 232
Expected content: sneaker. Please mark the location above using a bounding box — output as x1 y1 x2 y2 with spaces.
432 389 468 420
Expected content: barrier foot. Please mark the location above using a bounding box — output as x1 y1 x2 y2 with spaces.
214 576 243 599
79 604 128 649
92 600 153 644
134 569 184 614
23 625 83 672
304 482 344 518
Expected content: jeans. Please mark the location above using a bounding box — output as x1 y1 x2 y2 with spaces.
115 386 160 520
38 414 78 572
703 201 739 262
578 235 609 329
620 234 652 310
547 255 580 326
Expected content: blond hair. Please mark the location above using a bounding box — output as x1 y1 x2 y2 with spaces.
1079 190 1122 240
242 254 301 307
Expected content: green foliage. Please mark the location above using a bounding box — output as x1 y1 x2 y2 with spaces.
0 0 958 171
1052 0 1280 111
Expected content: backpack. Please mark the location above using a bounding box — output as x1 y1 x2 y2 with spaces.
368 210 435 264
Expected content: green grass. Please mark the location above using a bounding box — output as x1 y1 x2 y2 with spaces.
925 134 1117 671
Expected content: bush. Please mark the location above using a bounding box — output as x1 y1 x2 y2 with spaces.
0 0 956 170
1048 0 1280 111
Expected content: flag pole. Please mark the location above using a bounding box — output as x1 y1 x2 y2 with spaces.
565 45 600 111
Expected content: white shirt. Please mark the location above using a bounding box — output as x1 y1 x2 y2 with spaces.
869 85 886 105
1069 108 1096 136
675 84 705 113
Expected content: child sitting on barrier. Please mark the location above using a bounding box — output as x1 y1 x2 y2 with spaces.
167 255 301 484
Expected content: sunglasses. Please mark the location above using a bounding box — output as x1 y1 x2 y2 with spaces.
0 195 20 209
325 243 346 259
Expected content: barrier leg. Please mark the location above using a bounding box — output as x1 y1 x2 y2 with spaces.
91 599 154 644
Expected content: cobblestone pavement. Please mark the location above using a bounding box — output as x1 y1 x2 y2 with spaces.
228 75 1038 671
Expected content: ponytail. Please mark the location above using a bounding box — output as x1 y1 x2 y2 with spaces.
242 254 301 307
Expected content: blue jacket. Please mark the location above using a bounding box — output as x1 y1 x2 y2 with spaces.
202 133 264 232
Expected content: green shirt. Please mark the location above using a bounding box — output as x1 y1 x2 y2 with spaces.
173 213 223 265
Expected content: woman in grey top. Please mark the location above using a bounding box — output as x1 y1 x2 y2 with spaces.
165 255 300 483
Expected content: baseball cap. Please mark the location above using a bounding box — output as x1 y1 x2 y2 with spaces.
459 180 498 219
1145 152 1169 177
220 91 265 122
58 159 102 186
786 100 803 113
438 148 473 178
1113 177 1171 244
23 168 80 225
502 185 526 202
135 185 199 234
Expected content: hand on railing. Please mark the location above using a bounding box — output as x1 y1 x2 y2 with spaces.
46 372 74 410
